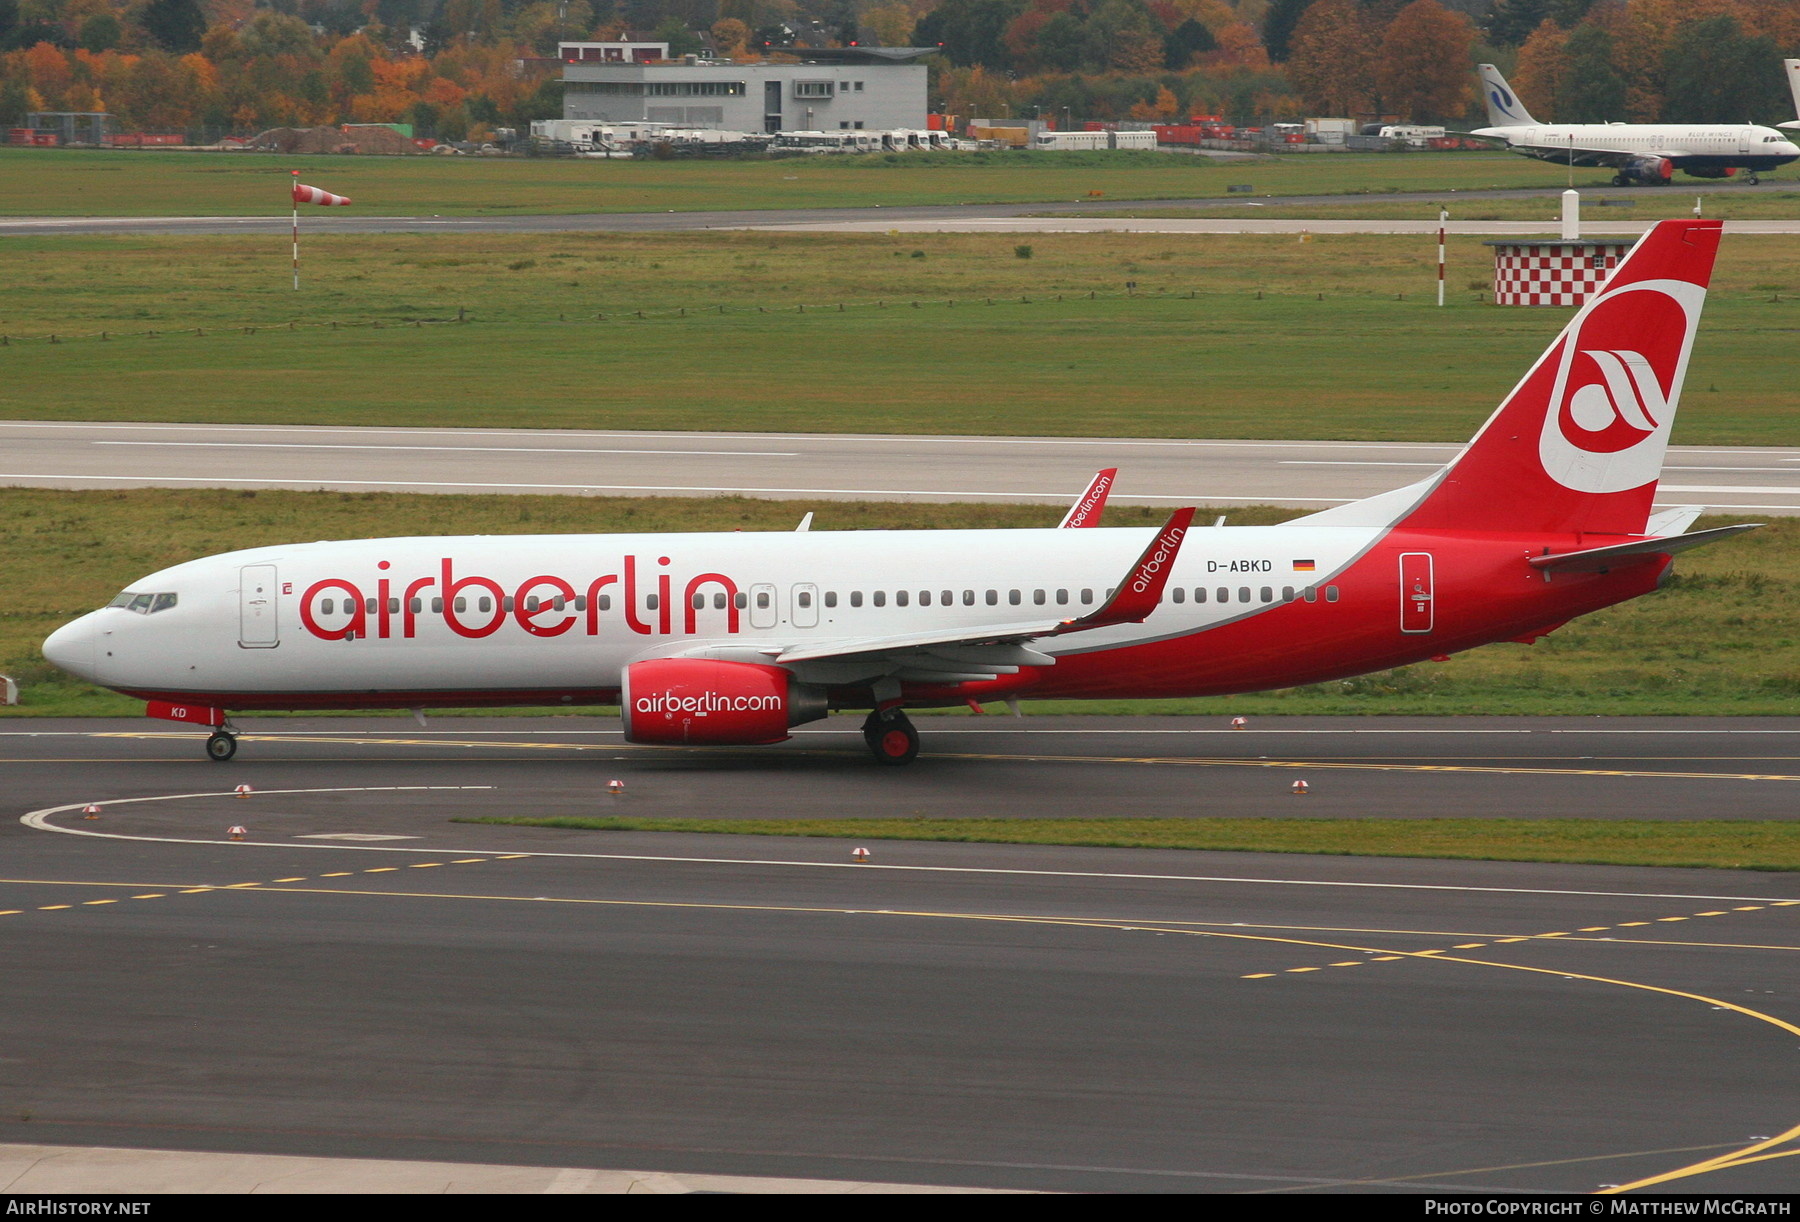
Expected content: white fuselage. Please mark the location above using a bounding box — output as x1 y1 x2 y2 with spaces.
45 524 1381 705
1474 122 1799 171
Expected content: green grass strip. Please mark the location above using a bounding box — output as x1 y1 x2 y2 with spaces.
457 817 1800 873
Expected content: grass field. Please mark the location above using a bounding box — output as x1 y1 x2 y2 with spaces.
462 816 1800 873
0 487 1788 718
4 229 1800 441
0 148 1622 217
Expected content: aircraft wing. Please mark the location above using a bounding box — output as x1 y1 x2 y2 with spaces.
1529 524 1760 574
669 508 1197 684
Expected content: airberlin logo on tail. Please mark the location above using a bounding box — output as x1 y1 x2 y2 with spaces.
1537 279 1703 495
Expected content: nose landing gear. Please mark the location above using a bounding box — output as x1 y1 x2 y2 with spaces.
206 729 238 762
862 709 919 765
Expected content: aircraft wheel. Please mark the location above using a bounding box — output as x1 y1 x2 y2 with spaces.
1612 173 1628 187
206 731 237 762
863 711 920 766
1746 173 1761 185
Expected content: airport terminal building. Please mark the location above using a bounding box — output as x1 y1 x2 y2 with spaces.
560 47 929 133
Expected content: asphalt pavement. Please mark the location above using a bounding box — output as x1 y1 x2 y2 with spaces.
3 179 1795 238
4 420 1798 516
3 716 1798 1193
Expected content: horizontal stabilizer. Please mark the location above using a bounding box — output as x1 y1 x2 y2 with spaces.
1529 524 1760 573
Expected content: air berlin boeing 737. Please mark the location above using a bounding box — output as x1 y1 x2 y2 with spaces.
43 220 1753 765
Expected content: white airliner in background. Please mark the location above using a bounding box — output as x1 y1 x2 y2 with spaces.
1472 63 1799 185
1779 58 1800 133
44 221 1754 766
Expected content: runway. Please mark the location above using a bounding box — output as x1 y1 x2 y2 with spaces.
6 420 1800 515
2 180 1795 238
3 716 1799 1192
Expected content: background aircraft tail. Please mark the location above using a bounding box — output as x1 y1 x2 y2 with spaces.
1478 64 1539 127
1782 59 1800 131
1395 220 1721 536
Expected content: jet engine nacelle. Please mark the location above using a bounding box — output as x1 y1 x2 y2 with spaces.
1618 156 1674 184
620 658 828 745
1685 165 1737 179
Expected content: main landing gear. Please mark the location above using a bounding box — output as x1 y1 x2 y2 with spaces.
862 709 919 766
206 729 238 762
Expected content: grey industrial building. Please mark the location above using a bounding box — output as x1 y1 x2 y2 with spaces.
560 47 929 133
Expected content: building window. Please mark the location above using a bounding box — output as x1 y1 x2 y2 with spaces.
794 80 834 99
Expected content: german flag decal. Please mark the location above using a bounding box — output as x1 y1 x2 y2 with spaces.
1292 559 1317 572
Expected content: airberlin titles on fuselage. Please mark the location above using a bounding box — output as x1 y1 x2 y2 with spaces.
298 555 742 641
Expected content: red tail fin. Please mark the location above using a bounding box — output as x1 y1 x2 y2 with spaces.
1400 219 1720 535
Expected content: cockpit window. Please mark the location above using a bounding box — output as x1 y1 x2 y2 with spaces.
108 591 178 614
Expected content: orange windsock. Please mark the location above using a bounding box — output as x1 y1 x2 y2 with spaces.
292 182 351 206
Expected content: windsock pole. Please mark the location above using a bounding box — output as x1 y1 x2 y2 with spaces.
1436 208 1446 308
291 170 301 290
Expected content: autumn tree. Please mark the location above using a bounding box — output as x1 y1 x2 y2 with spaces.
1661 13 1785 124
141 0 207 54
1374 0 1472 123
1510 17 1567 120
1259 0 1309 62
1163 17 1215 69
1558 19 1622 122
1287 0 1377 114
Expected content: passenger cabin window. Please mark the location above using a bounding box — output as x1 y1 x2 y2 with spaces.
873 591 886 607
797 591 813 609
1009 590 1021 605
1081 589 1094 605
896 590 909 607
734 592 748 609
825 592 838 608
1194 588 1207 603
1171 588 1185 604
850 591 863 607
1056 589 1069 605
1325 585 1341 602
963 590 975 605
755 591 771 609
986 590 998 605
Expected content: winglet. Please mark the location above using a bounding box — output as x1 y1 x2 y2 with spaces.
1056 508 1195 633
1059 468 1118 528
